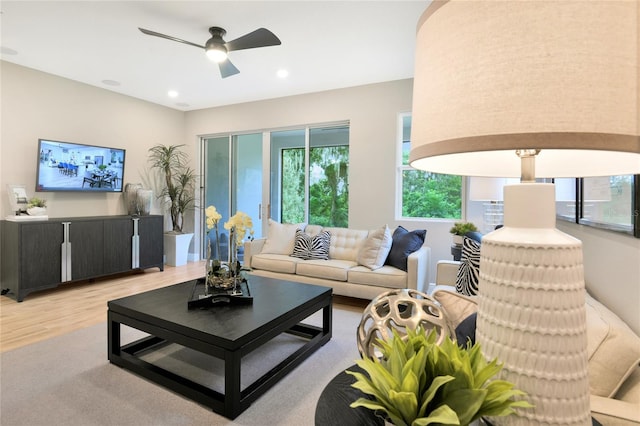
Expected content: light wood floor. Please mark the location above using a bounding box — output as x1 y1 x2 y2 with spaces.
0 262 368 353
0 261 206 353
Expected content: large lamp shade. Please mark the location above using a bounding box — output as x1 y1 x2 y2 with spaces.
410 0 639 178
410 1 639 425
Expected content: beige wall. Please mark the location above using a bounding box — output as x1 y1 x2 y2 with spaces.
2 61 638 333
0 61 184 219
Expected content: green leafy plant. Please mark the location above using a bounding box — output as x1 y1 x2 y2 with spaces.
98 164 108 171
449 222 478 236
27 197 47 208
148 144 196 233
347 327 532 426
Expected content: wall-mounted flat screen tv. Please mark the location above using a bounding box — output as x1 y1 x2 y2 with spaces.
36 139 126 192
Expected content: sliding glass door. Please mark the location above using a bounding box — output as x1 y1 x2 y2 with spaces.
203 133 263 260
201 122 349 259
270 124 349 226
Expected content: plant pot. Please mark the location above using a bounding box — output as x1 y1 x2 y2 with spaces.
164 233 193 267
27 207 47 216
452 234 464 246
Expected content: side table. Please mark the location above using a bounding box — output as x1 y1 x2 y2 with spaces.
315 364 383 426
315 365 603 426
451 244 462 261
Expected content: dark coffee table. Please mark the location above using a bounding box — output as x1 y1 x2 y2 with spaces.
108 275 332 419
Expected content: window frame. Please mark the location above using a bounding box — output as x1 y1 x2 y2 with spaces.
276 123 350 227
396 112 464 221
556 175 639 238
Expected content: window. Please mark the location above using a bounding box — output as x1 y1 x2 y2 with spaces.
556 175 639 237
272 124 349 227
398 114 462 219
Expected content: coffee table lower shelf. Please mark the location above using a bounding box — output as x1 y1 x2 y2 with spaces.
111 324 326 418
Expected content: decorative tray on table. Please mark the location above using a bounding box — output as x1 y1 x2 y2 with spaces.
187 277 253 309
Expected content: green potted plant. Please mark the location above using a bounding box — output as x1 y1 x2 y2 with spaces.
148 144 197 266
26 197 47 216
347 326 531 426
449 221 478 246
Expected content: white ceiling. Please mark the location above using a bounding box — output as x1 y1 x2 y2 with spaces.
0 1 430 111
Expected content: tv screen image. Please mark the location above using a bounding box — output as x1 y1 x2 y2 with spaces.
36 139 126 192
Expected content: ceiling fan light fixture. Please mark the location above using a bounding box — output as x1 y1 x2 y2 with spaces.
205 45 227 63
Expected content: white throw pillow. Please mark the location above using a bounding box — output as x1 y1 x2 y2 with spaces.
357 225 393 270
261 219 305 255
431 288 478 332
586 293 640 397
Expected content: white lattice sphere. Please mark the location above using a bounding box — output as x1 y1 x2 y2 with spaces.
357 289 452 359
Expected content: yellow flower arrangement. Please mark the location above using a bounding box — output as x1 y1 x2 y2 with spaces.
205 205 222 231
223 211 254 246
205 206 254 262
205 207 254 288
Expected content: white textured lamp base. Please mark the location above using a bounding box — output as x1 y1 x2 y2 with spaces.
476 183 590 425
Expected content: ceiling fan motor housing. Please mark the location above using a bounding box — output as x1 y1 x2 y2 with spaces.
205 27 227 55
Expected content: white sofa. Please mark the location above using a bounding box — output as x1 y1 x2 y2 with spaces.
433 260 640 426
244 223 430 299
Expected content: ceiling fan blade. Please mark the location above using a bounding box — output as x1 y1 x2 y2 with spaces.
218 59 240 78
225 28 281 52
138 27 205 50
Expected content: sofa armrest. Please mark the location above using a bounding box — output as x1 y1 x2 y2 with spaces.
436 260 460 286
407 246 431 293
591 394 640 425
244 238 266 268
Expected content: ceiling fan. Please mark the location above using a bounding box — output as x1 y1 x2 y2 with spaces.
138 26 281 78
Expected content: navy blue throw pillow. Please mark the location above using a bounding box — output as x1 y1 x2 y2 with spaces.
455 312 477 348
384 226 426 271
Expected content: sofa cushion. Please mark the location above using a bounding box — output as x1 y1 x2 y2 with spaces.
347 265 407 289
250 253 301 274
385 226 427 272
324 227 369 262
357 225 392 270
291 229 331 260
586 293 640 398
296 259 355 281
456 236 481 296
261 219 305 255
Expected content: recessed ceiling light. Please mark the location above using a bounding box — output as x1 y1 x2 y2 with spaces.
101 79 121 86
168 90 179 98
1 46 18 55
277 69 289 79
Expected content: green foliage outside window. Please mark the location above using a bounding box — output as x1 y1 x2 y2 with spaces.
281 149 305 224
281 146 349 227
400 115 462 220
402 170 462 219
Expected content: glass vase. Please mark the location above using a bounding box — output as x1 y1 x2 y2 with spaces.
206 227 239 292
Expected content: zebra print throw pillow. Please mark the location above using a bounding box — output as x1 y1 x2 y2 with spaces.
291 229 331 260
455 237 481 296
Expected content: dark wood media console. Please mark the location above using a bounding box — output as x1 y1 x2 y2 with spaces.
1 215 164 301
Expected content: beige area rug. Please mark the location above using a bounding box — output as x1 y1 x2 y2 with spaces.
0 304 364 426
